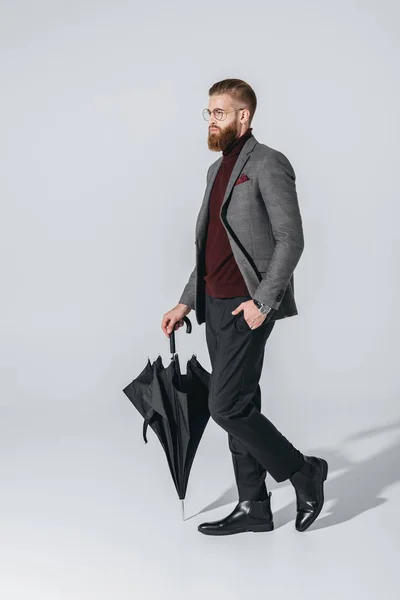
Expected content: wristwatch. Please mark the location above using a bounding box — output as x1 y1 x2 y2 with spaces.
252 298 272 316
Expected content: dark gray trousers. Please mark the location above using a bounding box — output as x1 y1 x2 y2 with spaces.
205 292 305 500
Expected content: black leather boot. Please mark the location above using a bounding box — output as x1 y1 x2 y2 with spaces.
290 455 328 532
198 492 274 536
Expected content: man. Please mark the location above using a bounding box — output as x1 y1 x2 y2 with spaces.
161 78 328 535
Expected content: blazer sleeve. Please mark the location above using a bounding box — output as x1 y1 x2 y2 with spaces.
252 151 305 310
178 265 196 309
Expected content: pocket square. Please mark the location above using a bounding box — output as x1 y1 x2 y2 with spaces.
235 174 250 186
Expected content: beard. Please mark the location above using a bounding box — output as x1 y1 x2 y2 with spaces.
207 121 240 152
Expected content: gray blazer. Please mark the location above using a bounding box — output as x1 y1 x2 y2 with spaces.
178 134 305 325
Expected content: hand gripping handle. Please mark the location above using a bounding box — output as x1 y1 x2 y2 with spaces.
169 316 192 354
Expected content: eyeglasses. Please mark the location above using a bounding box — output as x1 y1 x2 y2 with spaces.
202 107 246 121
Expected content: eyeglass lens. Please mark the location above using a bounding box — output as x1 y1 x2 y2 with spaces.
203 109 225 121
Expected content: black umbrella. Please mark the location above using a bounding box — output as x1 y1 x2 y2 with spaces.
122 316 211 520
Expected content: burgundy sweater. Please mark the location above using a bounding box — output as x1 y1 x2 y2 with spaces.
204 127 254 298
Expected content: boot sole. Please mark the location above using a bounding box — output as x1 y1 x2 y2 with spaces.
198 522 274 535
296 458 328 532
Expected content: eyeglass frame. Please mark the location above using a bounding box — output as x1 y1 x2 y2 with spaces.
202 107 247 121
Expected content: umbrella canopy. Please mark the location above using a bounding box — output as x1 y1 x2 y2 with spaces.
122 316 211 518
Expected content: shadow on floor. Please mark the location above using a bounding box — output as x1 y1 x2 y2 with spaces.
188 418 400 530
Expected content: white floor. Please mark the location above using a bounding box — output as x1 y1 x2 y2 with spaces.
1 402 399 600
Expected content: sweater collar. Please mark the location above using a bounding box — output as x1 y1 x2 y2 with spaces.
222 127 253 158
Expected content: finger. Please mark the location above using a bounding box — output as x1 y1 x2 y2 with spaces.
249 315 261 329
166 320 176 334
162 318 170 335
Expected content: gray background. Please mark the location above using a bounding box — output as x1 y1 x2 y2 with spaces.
0 1 399 599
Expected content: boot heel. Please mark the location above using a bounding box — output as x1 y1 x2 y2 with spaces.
321 459 328 480
250 521 274 532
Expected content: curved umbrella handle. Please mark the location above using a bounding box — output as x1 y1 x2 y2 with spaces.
143 406 155 443
169 316 192 354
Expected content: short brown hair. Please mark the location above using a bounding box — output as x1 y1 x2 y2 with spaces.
208 78 257 125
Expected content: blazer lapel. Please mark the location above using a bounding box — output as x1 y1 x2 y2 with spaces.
195 135 258 243
221 135 258 211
